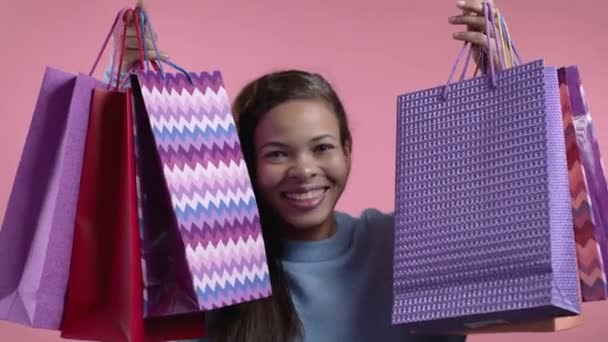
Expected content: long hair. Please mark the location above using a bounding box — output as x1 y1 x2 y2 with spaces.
211 70 352 342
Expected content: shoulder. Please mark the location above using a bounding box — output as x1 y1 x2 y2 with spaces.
335 208 395 249
336 208 394 232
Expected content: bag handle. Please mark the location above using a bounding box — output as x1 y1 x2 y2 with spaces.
109 7 152 90
89 7 130 77
136 8 195 85
442 1 497 99
495 7 522 67
496 9 511 67
89 7 140 91
441 1 523 99
111 8 148 90
112 9 142 91
94 7 195 90
472 6 522 76
137 9 151 72
113 7 196 89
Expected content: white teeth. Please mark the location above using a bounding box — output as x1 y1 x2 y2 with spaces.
284 189 325 201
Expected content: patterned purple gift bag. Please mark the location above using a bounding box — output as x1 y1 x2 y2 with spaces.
127 10 271 317
131 72 201 318
392 2 580 332
131 69 273 316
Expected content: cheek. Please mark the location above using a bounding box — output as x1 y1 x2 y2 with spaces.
255 162 286 194
323 153 351 184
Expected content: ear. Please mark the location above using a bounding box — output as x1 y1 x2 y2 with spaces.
343 140 352 175
343 140 352 158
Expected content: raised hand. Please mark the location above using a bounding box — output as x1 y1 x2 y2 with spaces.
449 0 501 71
114 0 168 71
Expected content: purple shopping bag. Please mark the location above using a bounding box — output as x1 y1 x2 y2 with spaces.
0 68 104 329
0 8 130 329
392 2 580 332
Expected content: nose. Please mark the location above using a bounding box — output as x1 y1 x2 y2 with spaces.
287 153 319 180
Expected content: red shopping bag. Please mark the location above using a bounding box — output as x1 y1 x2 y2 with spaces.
59 86 205 342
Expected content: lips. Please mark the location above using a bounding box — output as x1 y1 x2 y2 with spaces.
281 187 329 210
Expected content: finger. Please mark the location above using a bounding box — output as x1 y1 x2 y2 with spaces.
125 36 157 50
123 8 150 25
123 10 138 25
456 0 493 16
125 48 169 61
449 14 484 27
453 33 501 70
147 50 169 61
448 14 494 36
135 0 145 9
452 31 490 50
125 25 158 40
117 52 168 71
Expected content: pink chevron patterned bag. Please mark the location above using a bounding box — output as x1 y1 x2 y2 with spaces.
129 10 271 318
559 66 608 302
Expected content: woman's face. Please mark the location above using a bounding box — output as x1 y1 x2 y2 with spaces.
253 99 351 241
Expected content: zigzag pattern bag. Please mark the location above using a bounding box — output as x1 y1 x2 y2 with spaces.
130 9 272 318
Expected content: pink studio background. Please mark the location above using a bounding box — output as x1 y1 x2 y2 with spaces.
0 0 606 341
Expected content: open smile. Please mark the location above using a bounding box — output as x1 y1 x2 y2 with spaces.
281 187 330 210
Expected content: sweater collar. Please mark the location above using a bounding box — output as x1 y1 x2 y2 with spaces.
281 212 354 262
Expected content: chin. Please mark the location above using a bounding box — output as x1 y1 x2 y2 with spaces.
273 193 337 233
283 210 332 231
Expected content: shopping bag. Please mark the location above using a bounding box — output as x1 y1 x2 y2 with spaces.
131 68 272 316
116 9 200 318
559 65 608 301
60 8 205 341
0 67 104 329
392 2 580 332
59 87 135 341
0 7 129 329
127 9 272 316
60 85 205 342
132 71 201 317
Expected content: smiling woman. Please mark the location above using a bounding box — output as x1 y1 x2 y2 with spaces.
5 0 607 341
158 0 496 340
201 69 465 342
254 97 352 242
234 71 354 244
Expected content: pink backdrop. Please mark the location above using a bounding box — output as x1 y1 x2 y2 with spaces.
0 0 606 340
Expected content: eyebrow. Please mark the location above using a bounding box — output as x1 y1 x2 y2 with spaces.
311 134 336 142
258 134 337 151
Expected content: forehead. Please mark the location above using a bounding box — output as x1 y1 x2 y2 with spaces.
255 99 340 142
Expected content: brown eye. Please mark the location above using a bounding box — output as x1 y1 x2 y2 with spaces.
264 150 288 161
315 144 335 153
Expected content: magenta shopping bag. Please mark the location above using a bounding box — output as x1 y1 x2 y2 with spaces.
0 68 104 329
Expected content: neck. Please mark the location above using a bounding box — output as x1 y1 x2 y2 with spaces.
282 215 337 242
